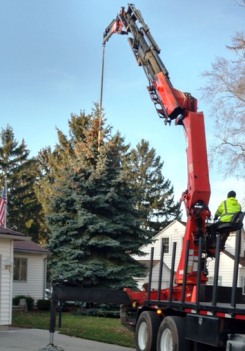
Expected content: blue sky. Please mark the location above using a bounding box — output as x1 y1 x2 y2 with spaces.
0 0 244 215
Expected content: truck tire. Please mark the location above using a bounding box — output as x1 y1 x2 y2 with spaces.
135 311 161 351
157 316 187 351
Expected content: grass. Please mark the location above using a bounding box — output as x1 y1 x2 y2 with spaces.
12 311 135 348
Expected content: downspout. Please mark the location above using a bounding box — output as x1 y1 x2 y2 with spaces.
43 257 48 299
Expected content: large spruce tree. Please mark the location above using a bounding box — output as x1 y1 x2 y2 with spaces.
0 125 43 241
127 139 181 234
38 107 152 288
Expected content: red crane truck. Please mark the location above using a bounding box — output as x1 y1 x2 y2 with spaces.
49 4 245 351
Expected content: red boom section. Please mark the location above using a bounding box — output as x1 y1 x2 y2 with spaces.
182 111 210 209
152 74 211 285
176 111 210 284
154 72 198 117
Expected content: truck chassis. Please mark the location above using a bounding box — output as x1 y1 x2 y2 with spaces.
48 228 245 350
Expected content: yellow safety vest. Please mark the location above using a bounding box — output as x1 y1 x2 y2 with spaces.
215 197 241 222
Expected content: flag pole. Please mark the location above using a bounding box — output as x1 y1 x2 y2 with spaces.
0 178 7 228
4 178 7 228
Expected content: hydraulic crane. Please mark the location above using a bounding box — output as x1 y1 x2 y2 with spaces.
103 4 211 288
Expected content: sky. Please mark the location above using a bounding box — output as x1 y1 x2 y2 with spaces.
0 0 244 217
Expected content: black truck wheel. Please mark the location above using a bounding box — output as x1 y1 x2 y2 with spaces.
157 316 187 351
135 311 161 351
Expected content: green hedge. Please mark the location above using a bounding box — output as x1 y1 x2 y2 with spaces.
12 295 34 311
76 304 120 318
36 299 51 311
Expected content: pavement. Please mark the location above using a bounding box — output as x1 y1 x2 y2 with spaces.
0 328 135 351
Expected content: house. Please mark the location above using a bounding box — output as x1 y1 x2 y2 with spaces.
0 226 50 326
13 240 50 302
0 226 28 326
132 220 185 289
133 220 245 292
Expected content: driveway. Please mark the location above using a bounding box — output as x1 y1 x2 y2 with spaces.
0 328 135 351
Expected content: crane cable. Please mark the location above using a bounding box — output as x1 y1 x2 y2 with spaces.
98 43 106 151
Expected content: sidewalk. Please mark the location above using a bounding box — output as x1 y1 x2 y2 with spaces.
0 328 135 351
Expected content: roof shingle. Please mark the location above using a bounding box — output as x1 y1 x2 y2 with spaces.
14 240 50 254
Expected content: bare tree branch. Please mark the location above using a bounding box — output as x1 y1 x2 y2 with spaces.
201 25 245 179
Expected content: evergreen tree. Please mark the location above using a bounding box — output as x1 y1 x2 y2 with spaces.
36 107 106 216
0 125 43 241
46 134 151 289
37 106 180 286
127 139 181 234
36 105 127 217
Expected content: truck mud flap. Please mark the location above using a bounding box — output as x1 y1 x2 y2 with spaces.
185 314 224 347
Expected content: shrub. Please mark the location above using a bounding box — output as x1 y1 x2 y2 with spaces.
12 295 34 311
36 299 51 311
77 304 120 318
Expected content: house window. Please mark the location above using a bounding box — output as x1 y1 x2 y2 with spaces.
162 238 169 253
207 276 222 286
14 257 27 281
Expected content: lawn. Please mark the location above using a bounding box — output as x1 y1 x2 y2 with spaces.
12 311 135 348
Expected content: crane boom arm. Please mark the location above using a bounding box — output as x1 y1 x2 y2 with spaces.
103 4 211 285
103 4 197 122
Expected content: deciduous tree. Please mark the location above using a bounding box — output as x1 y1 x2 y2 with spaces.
201 26 245 177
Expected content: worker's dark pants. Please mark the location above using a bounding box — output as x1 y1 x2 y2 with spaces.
208 221 221 234
206 221 229 249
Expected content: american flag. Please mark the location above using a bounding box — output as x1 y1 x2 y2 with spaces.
0 185 7 227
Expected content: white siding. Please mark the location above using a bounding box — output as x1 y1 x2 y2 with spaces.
0 238 13 325
224 231 243 256
207 253 235 286
13 253 47 302
133 221 185 288
133 220 185 271
207 254 245 288
150 262 172 290
138 263 172 291
240 229 245 255
207 230 245 287
239 267 245 294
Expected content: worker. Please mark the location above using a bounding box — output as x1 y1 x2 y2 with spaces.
214 190 241 223
207 191 242 250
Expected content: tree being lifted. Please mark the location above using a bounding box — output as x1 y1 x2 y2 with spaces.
37 105 180 288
